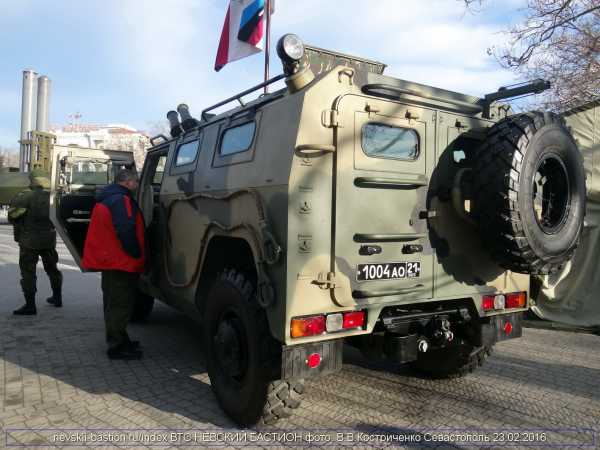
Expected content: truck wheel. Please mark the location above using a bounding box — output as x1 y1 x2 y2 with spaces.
412 343 492 379
130 292 154 323
203 269 303 426
472 112 585 274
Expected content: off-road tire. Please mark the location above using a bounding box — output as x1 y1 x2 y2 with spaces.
472 112 585 274
412 343 492 379
262 379 305 425
130 292 154 323
203 269 303 426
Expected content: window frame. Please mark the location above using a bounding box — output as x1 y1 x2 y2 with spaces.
219 121 256 156
213 114 260 168
174 139 200 167
360 122 421 162
169 132 203 176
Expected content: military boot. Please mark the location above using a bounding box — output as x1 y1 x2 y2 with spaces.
46 289 62 307
13 294 37 315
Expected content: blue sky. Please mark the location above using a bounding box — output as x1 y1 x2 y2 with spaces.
0 0 525 150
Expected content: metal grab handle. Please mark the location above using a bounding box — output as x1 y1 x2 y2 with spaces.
150 134 169 146
353 284 425 299
362 83 483 113
295 144 336 158
338 68 355 85
354 177 428 189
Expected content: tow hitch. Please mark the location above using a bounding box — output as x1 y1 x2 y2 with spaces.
430 317 454 346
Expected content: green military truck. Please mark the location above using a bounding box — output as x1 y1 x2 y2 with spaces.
49 34 586 426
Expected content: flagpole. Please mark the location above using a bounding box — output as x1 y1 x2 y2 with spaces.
264 0 271 94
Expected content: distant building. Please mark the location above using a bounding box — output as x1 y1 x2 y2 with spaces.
0 148 20 169
51 123 151 168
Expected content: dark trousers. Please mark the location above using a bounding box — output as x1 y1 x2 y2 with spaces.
101 270 139 350
19 246 63 299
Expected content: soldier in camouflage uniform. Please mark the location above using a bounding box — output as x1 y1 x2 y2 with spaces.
8 169 63 315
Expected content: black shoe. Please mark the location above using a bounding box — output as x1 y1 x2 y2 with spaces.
107 345 143 360
46 291 62 307
126 340 141 350
13 304 37 315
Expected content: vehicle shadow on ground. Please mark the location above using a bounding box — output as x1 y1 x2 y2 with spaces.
0 261 241 429
486 353 600 401
342 341 600 402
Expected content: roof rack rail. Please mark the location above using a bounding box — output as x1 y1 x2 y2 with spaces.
201 73 286 121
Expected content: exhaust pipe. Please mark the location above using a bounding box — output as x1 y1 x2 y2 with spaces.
19 69 37 171
167 110 184 138
36 75 51 132
177 103 200 131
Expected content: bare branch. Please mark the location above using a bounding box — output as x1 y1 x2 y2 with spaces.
465 0 600 110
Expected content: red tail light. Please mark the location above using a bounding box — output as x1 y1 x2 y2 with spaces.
482 295 495 311
342 311 365 329
506 292 527 308
291 315 326 338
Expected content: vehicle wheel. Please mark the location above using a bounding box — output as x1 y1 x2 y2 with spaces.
412 342 492 379
203 269 303 426
472 112 586 274
130 291 154 323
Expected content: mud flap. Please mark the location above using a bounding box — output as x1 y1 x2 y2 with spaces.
281 339 343 380
475 312 523 347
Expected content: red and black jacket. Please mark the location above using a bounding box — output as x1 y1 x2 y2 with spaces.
82 184 145 273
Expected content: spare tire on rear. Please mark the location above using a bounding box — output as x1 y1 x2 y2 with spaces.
472 112 585 274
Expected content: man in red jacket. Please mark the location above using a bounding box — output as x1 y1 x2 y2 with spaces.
82 169 145 360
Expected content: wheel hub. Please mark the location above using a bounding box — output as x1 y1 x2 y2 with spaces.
532 154 571 234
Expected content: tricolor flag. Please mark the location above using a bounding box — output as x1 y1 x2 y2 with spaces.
214 0 274 71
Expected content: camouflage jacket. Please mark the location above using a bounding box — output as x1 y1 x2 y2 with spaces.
8 187 56 249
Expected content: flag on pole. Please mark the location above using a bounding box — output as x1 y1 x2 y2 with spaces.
215 0 274 71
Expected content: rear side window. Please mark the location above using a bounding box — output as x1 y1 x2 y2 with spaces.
175 140 199 166
220 122 256 156
362 123 419 160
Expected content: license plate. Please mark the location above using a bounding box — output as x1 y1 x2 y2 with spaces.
357 262 421 281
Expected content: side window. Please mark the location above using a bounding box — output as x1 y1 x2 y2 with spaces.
175 140 199 166
362 123 419 161
220 122 256 156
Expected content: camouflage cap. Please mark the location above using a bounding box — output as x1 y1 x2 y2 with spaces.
29 169 51 188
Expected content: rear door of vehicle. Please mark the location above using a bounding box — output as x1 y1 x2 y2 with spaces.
334 95 433 303
49 145 135 268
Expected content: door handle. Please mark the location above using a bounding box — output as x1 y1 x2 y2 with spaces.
295 144 336 158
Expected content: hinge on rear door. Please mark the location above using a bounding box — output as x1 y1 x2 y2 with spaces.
321 110 339 128
313 272 337 289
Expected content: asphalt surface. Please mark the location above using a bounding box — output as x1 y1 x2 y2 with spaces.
0 221 599 449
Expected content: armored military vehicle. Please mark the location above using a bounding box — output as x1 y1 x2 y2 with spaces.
49 34 586 426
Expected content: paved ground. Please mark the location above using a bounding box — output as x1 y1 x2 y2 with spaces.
0 223 599 449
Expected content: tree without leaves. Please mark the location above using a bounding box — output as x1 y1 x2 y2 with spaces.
464 0 599 111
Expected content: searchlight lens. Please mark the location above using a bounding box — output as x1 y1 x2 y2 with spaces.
277 34 305 62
